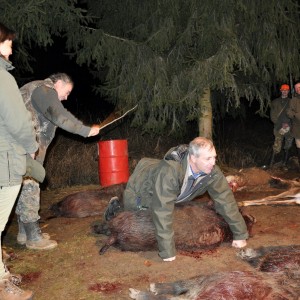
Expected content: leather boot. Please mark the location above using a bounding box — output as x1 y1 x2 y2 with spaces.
23 221 57 250
2 265 22 286
297 148 300 172
16 216 26 245
269 151 276 168
282 149 289 170
0 279 33 300
17 217 50 245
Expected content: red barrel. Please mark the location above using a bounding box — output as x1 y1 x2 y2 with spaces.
98 140 129 187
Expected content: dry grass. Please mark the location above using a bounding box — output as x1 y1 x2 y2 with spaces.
44 134 99 189
3 184 300 299
3 121 298 299
43 126 190 189
43 121 274 189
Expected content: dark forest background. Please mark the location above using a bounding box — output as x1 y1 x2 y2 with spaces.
42 91 278 189
13 38 289 189
3 1 300 188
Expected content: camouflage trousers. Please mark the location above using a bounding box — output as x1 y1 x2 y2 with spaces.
15 139 49 223
272 130 294 154
15 179 40 223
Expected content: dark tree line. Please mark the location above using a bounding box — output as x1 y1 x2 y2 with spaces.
2 0 300 137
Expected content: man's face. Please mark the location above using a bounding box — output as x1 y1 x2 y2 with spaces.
281 90 289 98
54 80 73 101
190 146 217 174
295 84 300 95
0 39 12 60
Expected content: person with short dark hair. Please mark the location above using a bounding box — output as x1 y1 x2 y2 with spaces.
104 137 249 262
15 72 101 250
0 22 35 300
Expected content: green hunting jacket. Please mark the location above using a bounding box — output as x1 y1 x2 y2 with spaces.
270 97 291 131
123 145 249 259
286 94 300 138
0 57 38 186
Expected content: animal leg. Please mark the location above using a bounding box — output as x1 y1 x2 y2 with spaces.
129 288 169 299
150 281 189 296
239 199 300 207
238 188 300 206
99 234 117 255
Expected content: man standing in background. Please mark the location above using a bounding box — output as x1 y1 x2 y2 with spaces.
269 84 293 169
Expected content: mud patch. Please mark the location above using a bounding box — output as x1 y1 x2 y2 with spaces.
2 180 300 300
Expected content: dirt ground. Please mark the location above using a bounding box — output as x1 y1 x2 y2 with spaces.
2 168 300 300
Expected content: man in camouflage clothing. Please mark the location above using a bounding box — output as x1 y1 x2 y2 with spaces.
269 84 293 168
16 73 101 250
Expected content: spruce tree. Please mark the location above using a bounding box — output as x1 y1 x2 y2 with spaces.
80 0 300 137
2 0 300 137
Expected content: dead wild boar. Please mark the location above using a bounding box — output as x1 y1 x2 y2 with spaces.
225 167 300 192
237 245 300 276
93 204 255 254
129 270 298 300
226 167 272 191
50 183 126 218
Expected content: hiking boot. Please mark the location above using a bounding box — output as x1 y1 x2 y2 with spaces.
26 238 57 250
17 216 50 245
17 232 50 246
104 197 121 221
2 273 22 286
297 148 300 172
269 151 276 169
23 221 57 250
0 279 33 300
3 266 22 286
16 216 26 245
283 149 289 167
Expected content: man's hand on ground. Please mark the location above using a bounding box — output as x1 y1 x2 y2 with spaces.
232 240 247 248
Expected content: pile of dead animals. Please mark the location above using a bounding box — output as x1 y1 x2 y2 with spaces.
129 245 300 299
226 168 300 206
49 168 300 299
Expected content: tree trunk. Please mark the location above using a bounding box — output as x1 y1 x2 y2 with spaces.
198 88 212 139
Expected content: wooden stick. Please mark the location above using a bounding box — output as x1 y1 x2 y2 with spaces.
99 105 138 130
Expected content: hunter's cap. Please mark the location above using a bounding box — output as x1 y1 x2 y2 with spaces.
280 84 290 91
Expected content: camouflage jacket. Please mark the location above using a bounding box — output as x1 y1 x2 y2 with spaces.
270 97 291 131
286 94 300 138
20 79 91 163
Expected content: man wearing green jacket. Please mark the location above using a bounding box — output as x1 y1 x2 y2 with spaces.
0 22 37 299
269 84 293 168
105 137 248 261
16 73 101 250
